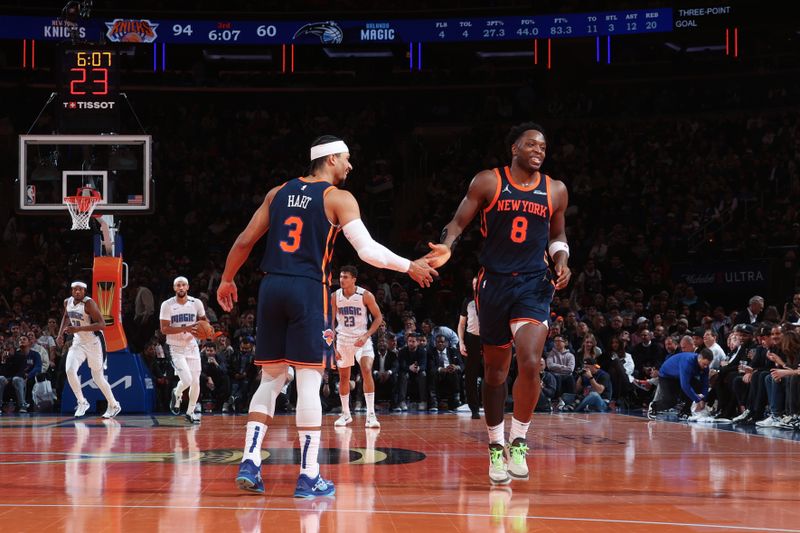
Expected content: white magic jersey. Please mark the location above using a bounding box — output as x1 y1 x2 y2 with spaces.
335 287 369 340
159 296 205 347
66 296 102 345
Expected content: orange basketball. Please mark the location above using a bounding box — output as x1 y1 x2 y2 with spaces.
194 321 215 340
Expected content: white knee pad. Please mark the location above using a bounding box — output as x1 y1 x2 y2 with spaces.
249 363 289 417
295 368 323 428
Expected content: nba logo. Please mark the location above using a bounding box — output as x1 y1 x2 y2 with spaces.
25 185 36 205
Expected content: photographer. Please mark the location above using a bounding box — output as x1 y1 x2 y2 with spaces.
564 358 612 412
200 342 230 412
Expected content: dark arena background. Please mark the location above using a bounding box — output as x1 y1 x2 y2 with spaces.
1 1 799 531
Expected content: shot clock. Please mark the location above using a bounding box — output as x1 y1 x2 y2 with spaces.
57 45 120 133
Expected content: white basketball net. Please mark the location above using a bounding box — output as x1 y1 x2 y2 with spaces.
64 195 100 230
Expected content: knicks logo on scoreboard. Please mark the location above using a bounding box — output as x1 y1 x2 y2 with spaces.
105 19 159 43
322 328 335 347
96 282 116 326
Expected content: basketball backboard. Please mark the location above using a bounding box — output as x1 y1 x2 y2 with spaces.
17 135 153 215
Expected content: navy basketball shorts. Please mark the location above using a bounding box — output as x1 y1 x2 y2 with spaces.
255 274 334 368
476 269 555 348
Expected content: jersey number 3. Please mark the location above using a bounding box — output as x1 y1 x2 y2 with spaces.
510 216 528 243
280 216 304 253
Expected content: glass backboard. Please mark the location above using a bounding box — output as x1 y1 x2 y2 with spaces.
17 135 153 215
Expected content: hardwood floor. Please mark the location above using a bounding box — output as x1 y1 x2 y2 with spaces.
0 412 798 532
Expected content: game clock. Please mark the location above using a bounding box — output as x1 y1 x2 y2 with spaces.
57 46 120 133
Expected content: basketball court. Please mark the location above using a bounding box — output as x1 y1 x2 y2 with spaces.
1 412 798 532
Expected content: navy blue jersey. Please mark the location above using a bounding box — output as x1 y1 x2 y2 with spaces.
261 178 340 285
479 166 552 275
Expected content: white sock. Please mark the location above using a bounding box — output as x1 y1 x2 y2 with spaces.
365 392 375 416
242 421 267 467
509 417 531 443
487 422 505 446
340 394 350 416
299 429 321 478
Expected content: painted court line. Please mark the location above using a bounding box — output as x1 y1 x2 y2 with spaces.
0 503 797 532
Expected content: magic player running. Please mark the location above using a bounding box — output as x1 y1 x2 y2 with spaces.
217 135 437 497
160 276 208 424
332 265 384 429
425 122 571 484
57 281 122 418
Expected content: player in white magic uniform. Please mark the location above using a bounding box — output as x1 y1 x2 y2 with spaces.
57 281 122 418
159 276 208 424
332 265 384 428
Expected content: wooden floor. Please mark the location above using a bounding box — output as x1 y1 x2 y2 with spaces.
0 411 799 532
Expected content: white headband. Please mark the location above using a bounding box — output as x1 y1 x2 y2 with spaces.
310 140 349 161
173 276 189 287
71 281 87 289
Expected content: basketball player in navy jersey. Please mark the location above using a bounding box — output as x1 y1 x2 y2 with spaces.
426 122 571 484
217 135 437 498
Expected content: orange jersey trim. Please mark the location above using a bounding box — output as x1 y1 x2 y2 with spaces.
475 267 485 313
320 225 336 283
298 176 328 184
269 182 288 207
484 168 503 213
480 169 503 238
545 175 553 219
505 166 541 193
509 318 544 326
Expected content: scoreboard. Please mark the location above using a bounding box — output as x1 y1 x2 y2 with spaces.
0 6 744 46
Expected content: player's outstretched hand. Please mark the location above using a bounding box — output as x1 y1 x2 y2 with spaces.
407 258 438 288
554 263 572 290
423 242 451 268
216 280 238 312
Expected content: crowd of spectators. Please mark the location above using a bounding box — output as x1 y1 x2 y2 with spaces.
0 57 798 420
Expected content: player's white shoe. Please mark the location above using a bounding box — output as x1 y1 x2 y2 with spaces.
102 403 122 419
334 413 353 427
506 438 529 480
74 399 90 418
488 443 511 485
365 414 381 428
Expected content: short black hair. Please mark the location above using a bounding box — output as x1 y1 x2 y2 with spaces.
505 122 547 151
308 135 344 174
340 265 358 278
699 348 714 362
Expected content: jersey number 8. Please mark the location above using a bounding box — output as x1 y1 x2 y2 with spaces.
510 216 528 243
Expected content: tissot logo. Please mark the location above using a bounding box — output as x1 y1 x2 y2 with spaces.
63 101 116 110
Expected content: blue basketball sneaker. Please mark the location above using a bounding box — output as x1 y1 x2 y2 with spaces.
294 473 335 498
235 459 264 494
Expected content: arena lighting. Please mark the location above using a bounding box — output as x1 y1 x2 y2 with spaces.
476 51 534 59
664 41 726 53
686 44 726 52
201 50 273 61
323 48 392 58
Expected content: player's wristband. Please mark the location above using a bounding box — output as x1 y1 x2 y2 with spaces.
548 240 570 259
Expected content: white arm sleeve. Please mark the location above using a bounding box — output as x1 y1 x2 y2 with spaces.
342 219 411 273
